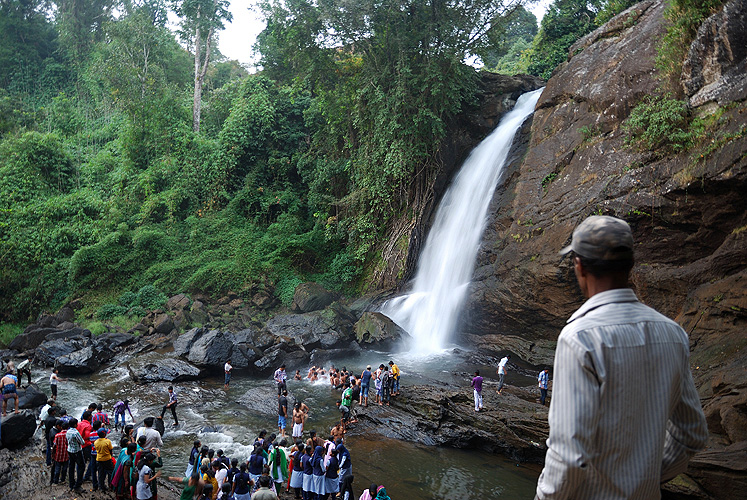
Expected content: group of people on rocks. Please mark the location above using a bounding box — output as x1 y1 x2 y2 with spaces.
469 356 552 412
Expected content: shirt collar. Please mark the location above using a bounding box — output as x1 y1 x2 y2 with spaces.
567 288 639 324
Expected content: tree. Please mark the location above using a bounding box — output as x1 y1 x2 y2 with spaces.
256 0 524 253
479 5 537 69
525 0 600 79
172 0 232 132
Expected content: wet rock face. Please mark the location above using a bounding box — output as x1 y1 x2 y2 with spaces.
456 1 746 498
682 0 747 107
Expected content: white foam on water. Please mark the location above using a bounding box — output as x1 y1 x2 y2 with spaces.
381 88 544 354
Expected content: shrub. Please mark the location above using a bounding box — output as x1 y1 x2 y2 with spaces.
97 303 128 320
135 285 167 310
624 95 692 153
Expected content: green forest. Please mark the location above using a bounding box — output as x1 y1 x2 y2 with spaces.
1 0 685 333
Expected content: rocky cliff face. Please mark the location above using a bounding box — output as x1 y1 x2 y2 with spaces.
457 0 746 498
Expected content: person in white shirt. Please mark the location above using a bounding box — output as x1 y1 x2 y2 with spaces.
224 360 233 390
496 355 510 393
535 215 708 499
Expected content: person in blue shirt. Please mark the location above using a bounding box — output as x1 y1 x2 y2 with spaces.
538 368 550 406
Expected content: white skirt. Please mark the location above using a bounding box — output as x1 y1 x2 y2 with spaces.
290 470 304 488
312 474 326 494
302 473 313 492
325 476 340 494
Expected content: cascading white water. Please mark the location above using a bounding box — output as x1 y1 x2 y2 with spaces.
381 88 544 353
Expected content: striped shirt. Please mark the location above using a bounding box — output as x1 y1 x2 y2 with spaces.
538 370 549 390
66 427 85 454
535 289 707 500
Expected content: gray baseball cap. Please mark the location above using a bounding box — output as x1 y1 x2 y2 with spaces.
559 215 634 260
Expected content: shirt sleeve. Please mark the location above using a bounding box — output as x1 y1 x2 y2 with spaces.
660 354 708 481
535 334 601 500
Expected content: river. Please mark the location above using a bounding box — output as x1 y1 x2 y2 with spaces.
39 347 541 499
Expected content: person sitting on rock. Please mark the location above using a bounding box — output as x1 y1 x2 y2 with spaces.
1 369 20 416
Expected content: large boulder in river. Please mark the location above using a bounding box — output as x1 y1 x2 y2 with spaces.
265 308 352 351
187 330 234 367
173 327 206 357
0 411 36 448
128 353 202 383
34 337 113 373
253 345 309 373
8 327 56 351
17 385 47 410
291 283 334 313
43 327 91 342
354 312 406 345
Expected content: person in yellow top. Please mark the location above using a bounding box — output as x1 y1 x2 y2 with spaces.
388 361 401 396
202 465 219 500
94 428 114 491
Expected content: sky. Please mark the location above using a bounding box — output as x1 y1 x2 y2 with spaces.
217 0 554 68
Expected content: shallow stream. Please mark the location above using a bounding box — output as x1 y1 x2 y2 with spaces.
38 347 540 499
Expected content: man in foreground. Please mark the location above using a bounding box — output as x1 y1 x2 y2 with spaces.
535 215 708 499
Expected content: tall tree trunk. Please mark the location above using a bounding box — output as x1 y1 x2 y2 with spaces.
191 6 213 133
192 14 202 133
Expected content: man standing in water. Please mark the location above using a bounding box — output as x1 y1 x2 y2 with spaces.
224 359 233 390
274 364 287 395
292 402 306 440
278 390 289 438
535 216 708 499
496 355 510 394
160 386 179 426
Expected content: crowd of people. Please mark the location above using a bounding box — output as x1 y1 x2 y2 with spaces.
28 357 402 500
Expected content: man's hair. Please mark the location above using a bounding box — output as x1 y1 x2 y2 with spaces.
280 364 285 368
168 386 173 391
93 421 102 430
88 403 97 410
388 361 393 365
576 253 634 278
144 416 154 427
475 370 480 376
138 435 147 445
258 475 271 487
82 411 92 421
68 418 78 428
282 390 288 396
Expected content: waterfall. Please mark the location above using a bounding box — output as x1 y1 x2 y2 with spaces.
381 88 544 353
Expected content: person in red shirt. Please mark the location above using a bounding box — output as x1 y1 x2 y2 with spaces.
52 421 69 484
78 411 93 475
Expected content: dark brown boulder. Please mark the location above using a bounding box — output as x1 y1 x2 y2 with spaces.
291 282 334 313
166 294 190 311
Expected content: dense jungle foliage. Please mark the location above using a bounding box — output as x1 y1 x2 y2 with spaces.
0 0 711 325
